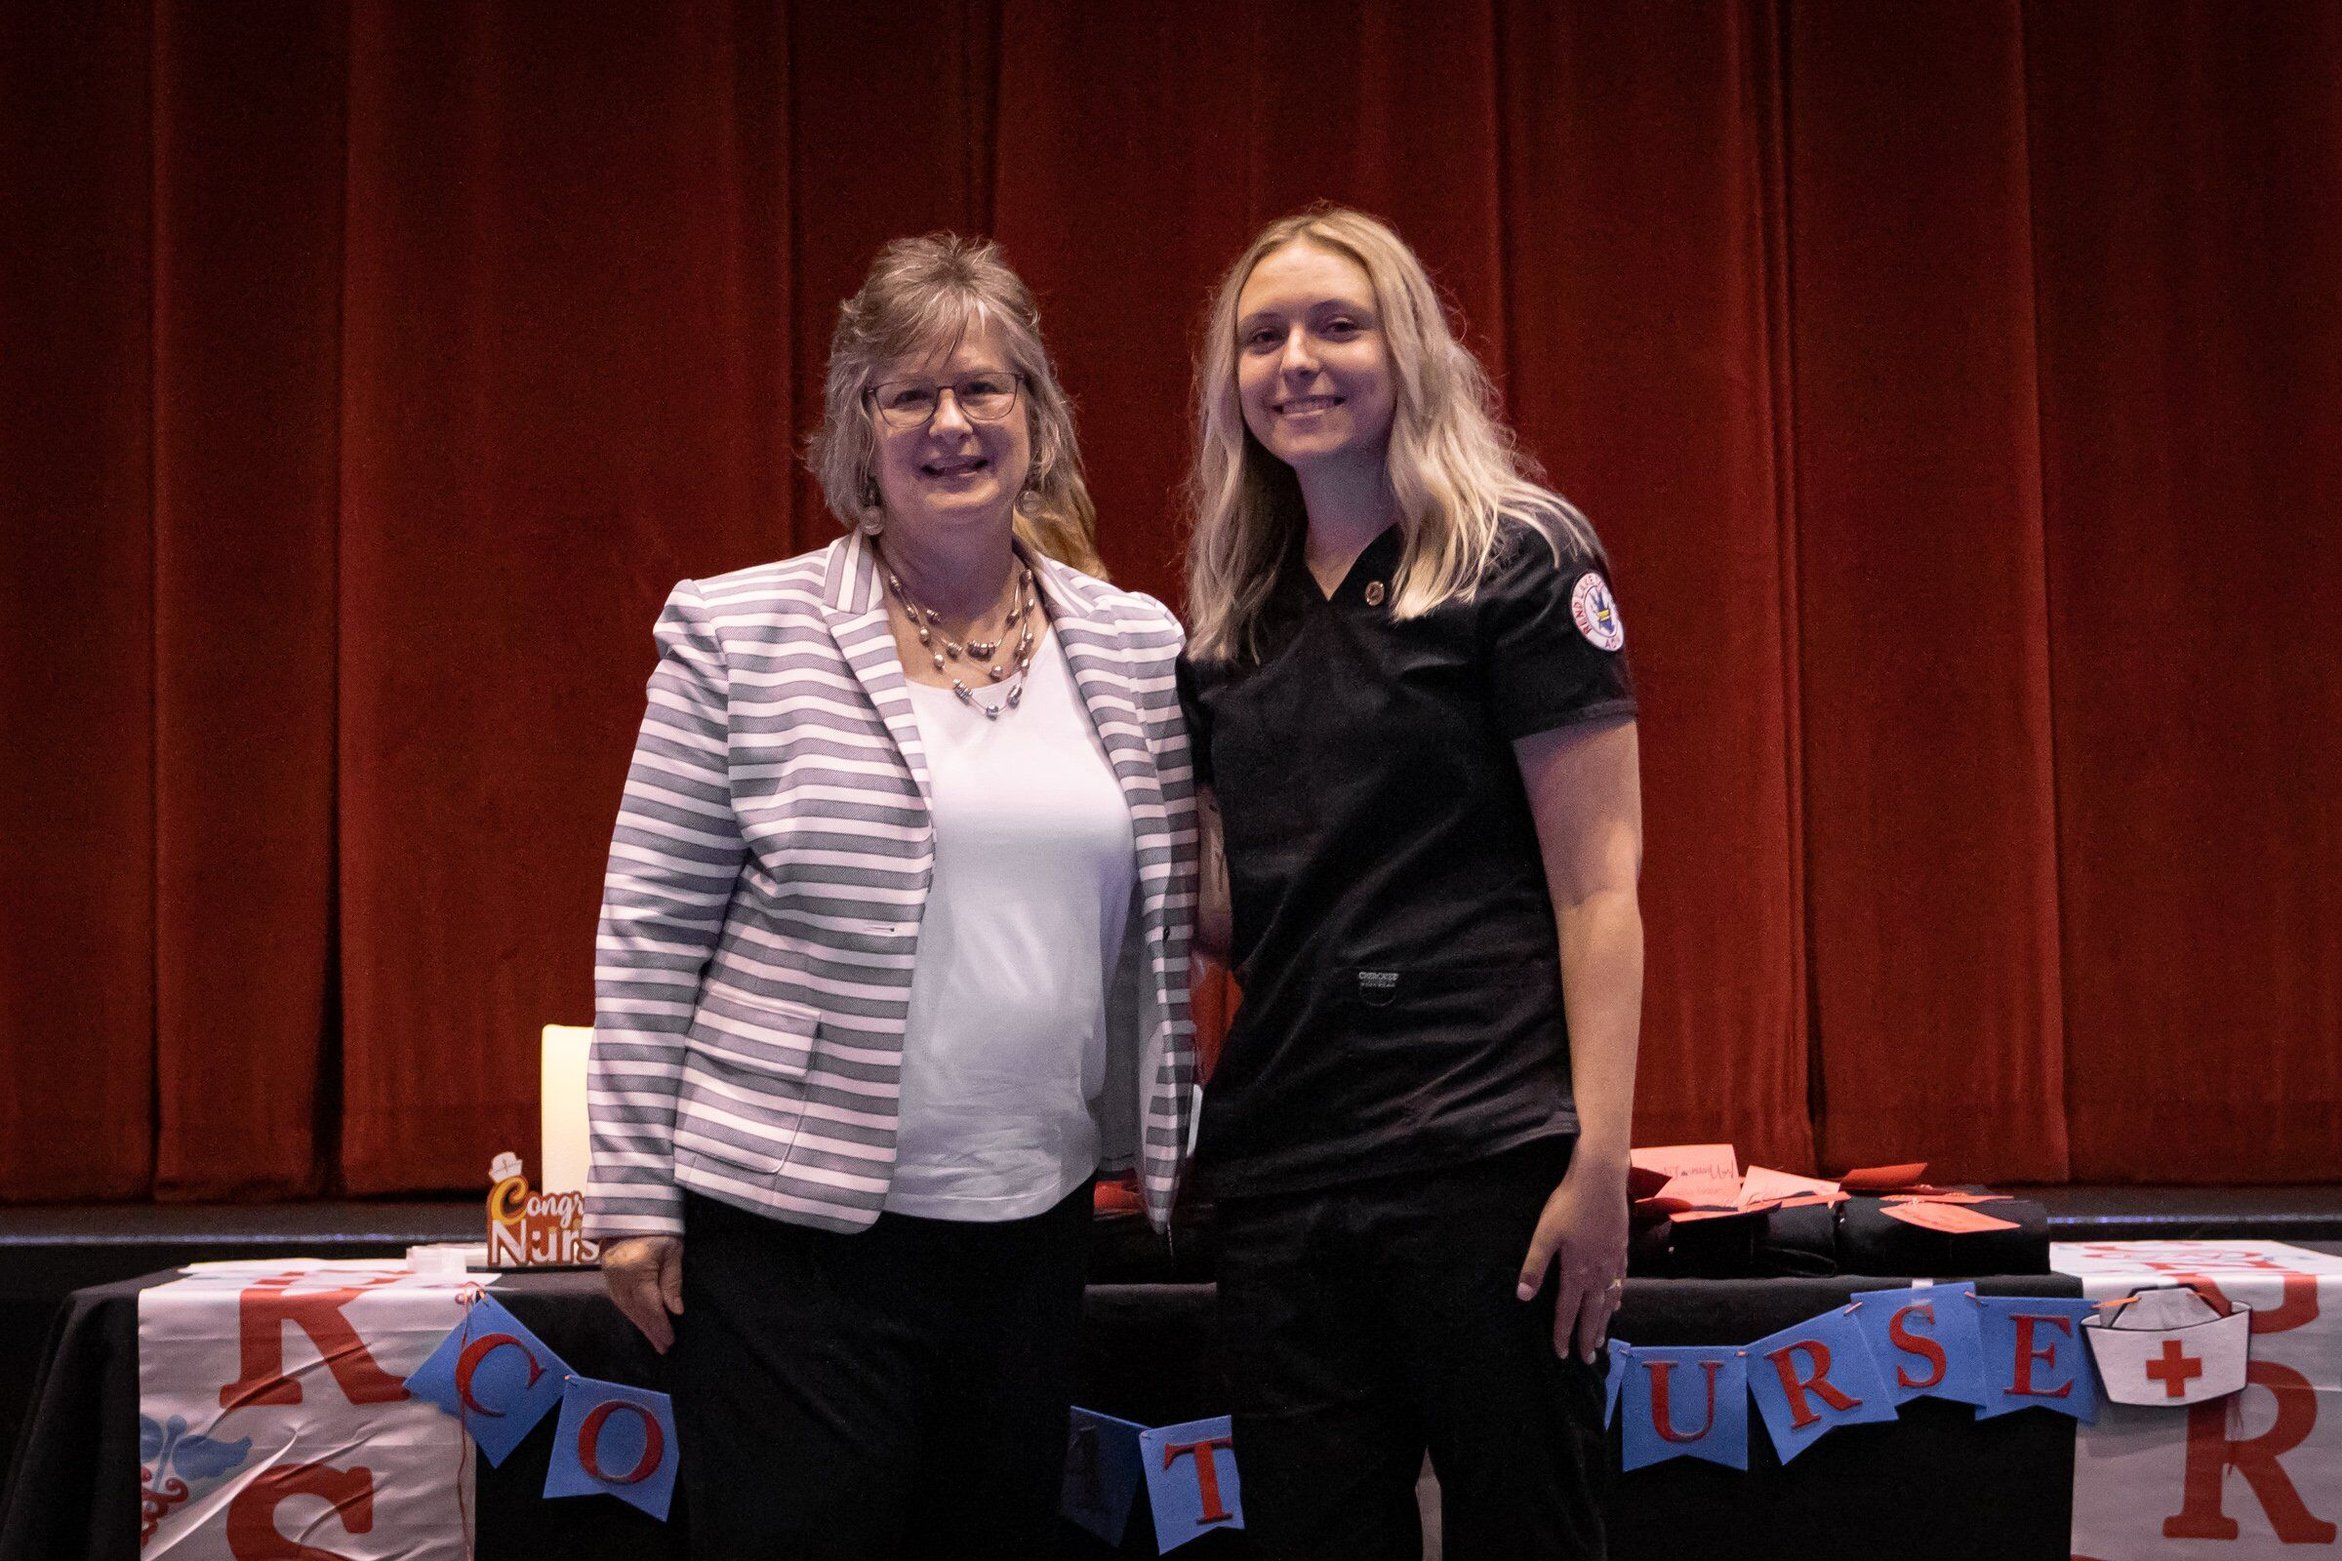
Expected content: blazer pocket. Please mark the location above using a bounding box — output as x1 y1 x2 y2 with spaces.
685 987 821 1082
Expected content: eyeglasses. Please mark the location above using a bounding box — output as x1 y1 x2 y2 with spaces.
865 372 1025 429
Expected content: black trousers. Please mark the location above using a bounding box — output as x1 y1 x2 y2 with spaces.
671 1182 1091 1560
1213 1139 1610 1561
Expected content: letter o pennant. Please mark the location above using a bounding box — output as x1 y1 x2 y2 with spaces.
545 1377 679 1520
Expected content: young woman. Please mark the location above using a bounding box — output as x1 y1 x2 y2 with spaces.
1180 207 1642 1559
587 235 1196 1559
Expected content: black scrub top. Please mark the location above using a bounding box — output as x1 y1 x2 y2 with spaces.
1177 517 1636 1199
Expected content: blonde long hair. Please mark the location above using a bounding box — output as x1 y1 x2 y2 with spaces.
1184 207 1597 660
808 233 1107 577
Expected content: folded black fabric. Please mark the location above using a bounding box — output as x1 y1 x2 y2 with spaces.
1634 1202 1840 1279
1834 1193 2050 1278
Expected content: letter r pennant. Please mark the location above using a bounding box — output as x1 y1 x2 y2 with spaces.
1747 1304 1900 1463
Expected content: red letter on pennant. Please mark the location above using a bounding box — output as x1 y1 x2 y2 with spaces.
1648 1359 1723 1443
1764 1340 1861 1430
455 1333 544 1417
2008 1314 2072 1399
1162 1437 1237 1524
579 1400 665 1486
1887 1303 1947 1391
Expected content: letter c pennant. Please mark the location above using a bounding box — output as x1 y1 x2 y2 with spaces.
403 1294 570 1465
1620 1347 1749 1471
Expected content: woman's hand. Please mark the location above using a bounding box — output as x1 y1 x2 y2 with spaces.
602 1235 685 1353
1515 1152 1629 1363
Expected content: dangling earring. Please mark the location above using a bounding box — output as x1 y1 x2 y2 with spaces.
858 476 886 536
1014 466 1043 518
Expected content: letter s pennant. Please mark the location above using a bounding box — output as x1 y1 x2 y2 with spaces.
1620 1347 1749 1471
1747 1304 1899 1463
1850 1282 1988 1408
404 1293 571 1465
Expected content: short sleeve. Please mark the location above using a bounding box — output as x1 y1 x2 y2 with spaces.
1478 523 1637 740
1175 652 1217 789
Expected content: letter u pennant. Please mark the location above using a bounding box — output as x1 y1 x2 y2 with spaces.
1619 1347 1749 1471
404 1294 570 1465
1747 1304 1899 1463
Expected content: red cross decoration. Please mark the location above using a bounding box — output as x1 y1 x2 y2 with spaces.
2145 1338 2204 1398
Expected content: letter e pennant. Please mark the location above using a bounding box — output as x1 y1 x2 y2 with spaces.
1973 1295 2101 1423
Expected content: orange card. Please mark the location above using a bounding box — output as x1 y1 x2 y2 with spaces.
1884 1190 2010 1206
1879 1200 2019 1235
1738 1166 1843 1208
1632 1144 1740 1182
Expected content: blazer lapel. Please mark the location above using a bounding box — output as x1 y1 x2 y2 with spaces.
820 530 934 808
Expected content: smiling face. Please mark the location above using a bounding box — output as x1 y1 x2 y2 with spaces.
1234 239 1398 480
868 317 1032 547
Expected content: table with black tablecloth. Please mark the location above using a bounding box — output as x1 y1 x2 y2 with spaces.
0 1268 2083 1561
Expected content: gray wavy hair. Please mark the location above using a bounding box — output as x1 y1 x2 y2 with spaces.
807 234 1106 577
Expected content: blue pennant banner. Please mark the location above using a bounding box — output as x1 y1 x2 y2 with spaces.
404 1294 571 1466
1620 1347 1750 1471
544 1376 679 1521
1973 1296 2102 1423
1604 1343 1629 1429
1746 1305 1900 1463
1849 1283 1988 1409
1062 1407 1148 1546
1136 1415 1244 1554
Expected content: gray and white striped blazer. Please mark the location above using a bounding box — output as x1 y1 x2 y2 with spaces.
583 529 1198 1239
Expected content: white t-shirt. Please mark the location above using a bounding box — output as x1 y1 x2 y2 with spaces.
885 627 1137 1220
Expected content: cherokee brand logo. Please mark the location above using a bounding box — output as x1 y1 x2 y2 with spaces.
1570 571 1625 651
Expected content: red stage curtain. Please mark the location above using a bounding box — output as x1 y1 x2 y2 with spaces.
1 0 156 1200
1784 0 2070 1180
2024 0 2342 1180
3 1 2336 1200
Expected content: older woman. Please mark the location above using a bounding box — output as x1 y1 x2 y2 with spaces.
584 234 1197 1560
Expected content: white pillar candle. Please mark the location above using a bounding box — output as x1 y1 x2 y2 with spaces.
540 1024 595 1194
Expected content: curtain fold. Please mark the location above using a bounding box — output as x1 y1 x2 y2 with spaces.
149 0 345 1199
1784 0 2070 1180
1 0 157 1200
2024 0 2342 1181
2 1 2334 1199
334 0 796 1191
1497 0 1814 1170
